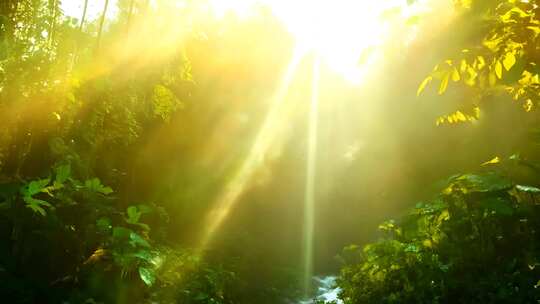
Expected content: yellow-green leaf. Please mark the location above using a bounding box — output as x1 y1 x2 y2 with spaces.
439 73 450 95
417 76 432 96
473 107 480 119
503 52 516 71
481 156 500 166
451 68 460 81
495 60 503 79
454 111 467 122
524 99 533 112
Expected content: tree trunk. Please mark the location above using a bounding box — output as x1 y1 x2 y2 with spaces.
96 0 110 52
48 0 58 47
79 0 89 31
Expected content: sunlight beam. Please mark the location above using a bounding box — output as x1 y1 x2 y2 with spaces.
302 55 320 297
197 50 304 250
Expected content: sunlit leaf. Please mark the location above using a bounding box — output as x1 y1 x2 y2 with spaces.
417 76 432 96
451 68 460 81
503 52 516 71
138 267 156 286
523 99 533 112
438 73 449 95
481 156 500 166
24 178 50 196
515 185 540 193
130 232 150 248
495 60 503 79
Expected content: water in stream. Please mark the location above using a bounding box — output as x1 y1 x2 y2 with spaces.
297 276 343 304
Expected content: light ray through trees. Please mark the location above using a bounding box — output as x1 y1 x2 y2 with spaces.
197 49 304 250
302 55 320 297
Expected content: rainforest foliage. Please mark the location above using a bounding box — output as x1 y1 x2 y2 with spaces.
0 0 539 304
0 1 300 303
334 1 540 303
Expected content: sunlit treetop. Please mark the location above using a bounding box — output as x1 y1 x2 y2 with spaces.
61 0 431 84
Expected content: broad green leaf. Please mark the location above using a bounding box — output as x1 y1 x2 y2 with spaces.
24 197 52 216
84 178 113 195
135 222 151 231
417 76 432 96
138 267 156 286
24 178 50 196
112 227 132 239
27 204 46 216
132 250 153 262
503 52 516 71
55 164 71 184
129 232 150 248
126 206 141 224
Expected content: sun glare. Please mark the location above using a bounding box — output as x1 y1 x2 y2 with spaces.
209 0 410 83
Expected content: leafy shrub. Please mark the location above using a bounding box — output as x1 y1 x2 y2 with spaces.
336 171 540 303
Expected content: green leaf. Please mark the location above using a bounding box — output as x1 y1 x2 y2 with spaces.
132 250 154 262
515 185 540 193
24 197 52 216
112 227 132 239
55 164 71 184
449 173 512 193
503 52 516 71
24 178 50 196
126 206 141 224
96 217 112 231
27 203 46 216
84 178 113 195
138 267 156 286
129 232 150 248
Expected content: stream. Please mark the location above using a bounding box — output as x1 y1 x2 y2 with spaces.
297 276 343 304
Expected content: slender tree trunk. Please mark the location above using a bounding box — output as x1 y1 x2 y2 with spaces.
69 0 89 74
48 0 58 47
79 0 89 31
96 0 110 52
